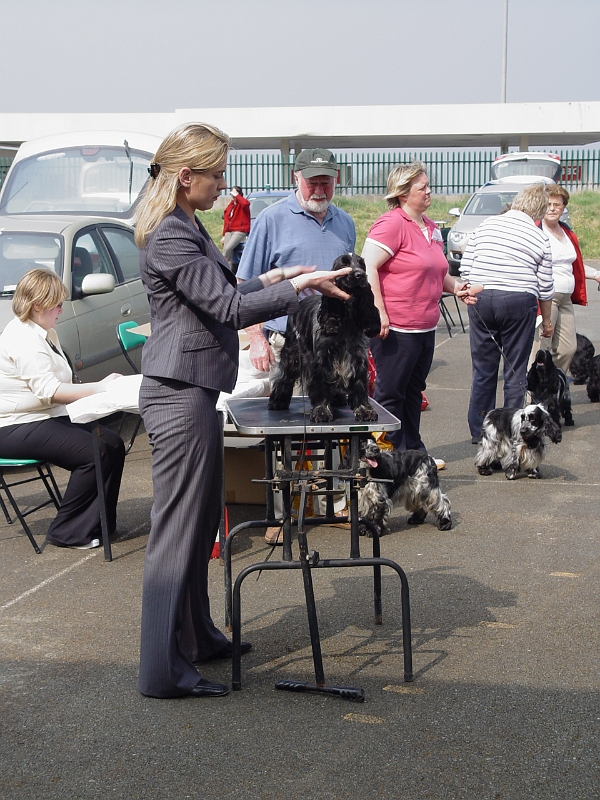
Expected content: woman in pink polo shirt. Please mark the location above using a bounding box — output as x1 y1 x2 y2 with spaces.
362 162 474 456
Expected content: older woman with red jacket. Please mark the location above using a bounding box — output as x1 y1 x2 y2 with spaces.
533 185 600 372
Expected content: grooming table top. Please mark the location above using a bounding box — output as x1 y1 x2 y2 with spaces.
225 397 401 436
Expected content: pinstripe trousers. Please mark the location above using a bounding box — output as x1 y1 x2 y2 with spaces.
138 376 229 698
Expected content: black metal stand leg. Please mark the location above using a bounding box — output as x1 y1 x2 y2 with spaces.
275 483 365 701
265 438 275 521
282 437 293 562
296 485 325 686
349 436 361 559
92 423 111 562
367 520 383 625
223 519 280 631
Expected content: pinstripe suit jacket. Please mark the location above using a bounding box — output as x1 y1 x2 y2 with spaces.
140 205 299 393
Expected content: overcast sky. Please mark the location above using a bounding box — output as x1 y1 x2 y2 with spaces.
2 0 600 113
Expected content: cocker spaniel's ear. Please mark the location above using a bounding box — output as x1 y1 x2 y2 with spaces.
353 284 381 337
318 296 345 335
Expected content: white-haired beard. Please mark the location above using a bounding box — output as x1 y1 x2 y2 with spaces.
299 195 330 214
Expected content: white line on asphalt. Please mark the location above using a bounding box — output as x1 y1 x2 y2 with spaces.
0 552 99 611
0 521 149 612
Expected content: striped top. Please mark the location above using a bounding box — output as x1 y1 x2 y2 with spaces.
460 209 554 300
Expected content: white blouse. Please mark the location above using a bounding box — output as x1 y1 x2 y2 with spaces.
0 317 72 427
543 223 577 295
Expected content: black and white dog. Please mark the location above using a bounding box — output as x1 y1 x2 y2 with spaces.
527 349 574 427
586 354 600 402
268 253 381 423
475 404 562 480
570 333 595 384
358 438 452 534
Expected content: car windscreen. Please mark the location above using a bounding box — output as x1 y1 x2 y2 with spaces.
492 158 561 182
0 232 62 292
249 196 288 218
462 191 517 216
0 146 152 217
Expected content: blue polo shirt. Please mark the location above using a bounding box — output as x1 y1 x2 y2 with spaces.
237 192 356 332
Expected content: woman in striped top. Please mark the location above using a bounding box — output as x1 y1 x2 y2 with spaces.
460 184 555 443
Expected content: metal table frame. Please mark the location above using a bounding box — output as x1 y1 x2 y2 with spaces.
223 397 414 701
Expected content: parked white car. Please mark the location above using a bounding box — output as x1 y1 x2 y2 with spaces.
0 131 162 379
446 152 566 275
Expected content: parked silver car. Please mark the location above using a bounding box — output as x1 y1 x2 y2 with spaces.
446 181 570 275
0 215 151 380
0 131 162 379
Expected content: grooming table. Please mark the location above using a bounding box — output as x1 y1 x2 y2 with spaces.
223 396 414 701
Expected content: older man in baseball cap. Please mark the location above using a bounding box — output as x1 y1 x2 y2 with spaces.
237 147 356 541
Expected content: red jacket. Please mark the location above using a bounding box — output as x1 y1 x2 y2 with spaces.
536 220 587 306
222 195 251 235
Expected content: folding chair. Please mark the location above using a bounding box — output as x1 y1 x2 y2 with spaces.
438 293 466 338
0 458 63 554
115 321 146 453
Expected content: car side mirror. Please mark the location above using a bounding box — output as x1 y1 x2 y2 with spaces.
448 207 461 217
80 273 115 296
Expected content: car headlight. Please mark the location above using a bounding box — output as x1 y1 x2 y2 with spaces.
448 231 469 244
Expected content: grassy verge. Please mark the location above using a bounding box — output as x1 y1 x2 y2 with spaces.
199 190 600 260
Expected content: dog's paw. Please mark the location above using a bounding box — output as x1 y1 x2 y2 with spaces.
564 418 575 427
437 516 452 531
268 398 290 411
407 512 427 526
505 467 518 480
309 406 333 423
354 404 378 422
527 468 542 479
477 466 493 476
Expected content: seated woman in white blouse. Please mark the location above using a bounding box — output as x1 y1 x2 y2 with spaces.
0 269 125 549
533 185 600 372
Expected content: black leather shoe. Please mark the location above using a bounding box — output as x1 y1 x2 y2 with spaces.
202 641 252 661
186 678 230 697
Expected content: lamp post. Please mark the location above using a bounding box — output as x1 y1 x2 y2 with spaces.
500 0 509 103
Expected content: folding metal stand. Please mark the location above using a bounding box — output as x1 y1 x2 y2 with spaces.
223 397 414 701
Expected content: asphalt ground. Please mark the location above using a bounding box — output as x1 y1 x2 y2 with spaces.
2 271 600 800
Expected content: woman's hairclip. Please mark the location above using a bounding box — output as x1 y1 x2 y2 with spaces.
148 163 161 178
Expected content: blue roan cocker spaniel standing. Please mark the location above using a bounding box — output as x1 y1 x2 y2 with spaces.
268 253 381 423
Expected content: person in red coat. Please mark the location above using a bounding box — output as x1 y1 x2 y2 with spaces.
221 186 251 270
533 185 600 372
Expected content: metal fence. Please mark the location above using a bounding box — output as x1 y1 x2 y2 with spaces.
2 150 600 196
227 149 600 195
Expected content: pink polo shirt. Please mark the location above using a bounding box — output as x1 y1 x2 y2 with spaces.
366 208 448 331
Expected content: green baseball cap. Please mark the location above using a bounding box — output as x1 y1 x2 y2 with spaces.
294 148 338 178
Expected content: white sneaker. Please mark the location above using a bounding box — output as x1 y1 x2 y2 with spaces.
72 538 101 550
433 458 446 470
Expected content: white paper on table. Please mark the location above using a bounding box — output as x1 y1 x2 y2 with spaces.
67 349 269 421
66 374 143 423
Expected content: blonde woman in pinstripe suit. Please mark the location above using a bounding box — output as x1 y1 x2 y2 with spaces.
135 124 351 698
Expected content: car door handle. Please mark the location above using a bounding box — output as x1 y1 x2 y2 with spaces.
121 304 132 316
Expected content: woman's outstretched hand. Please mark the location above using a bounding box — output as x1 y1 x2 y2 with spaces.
292 267 352 300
